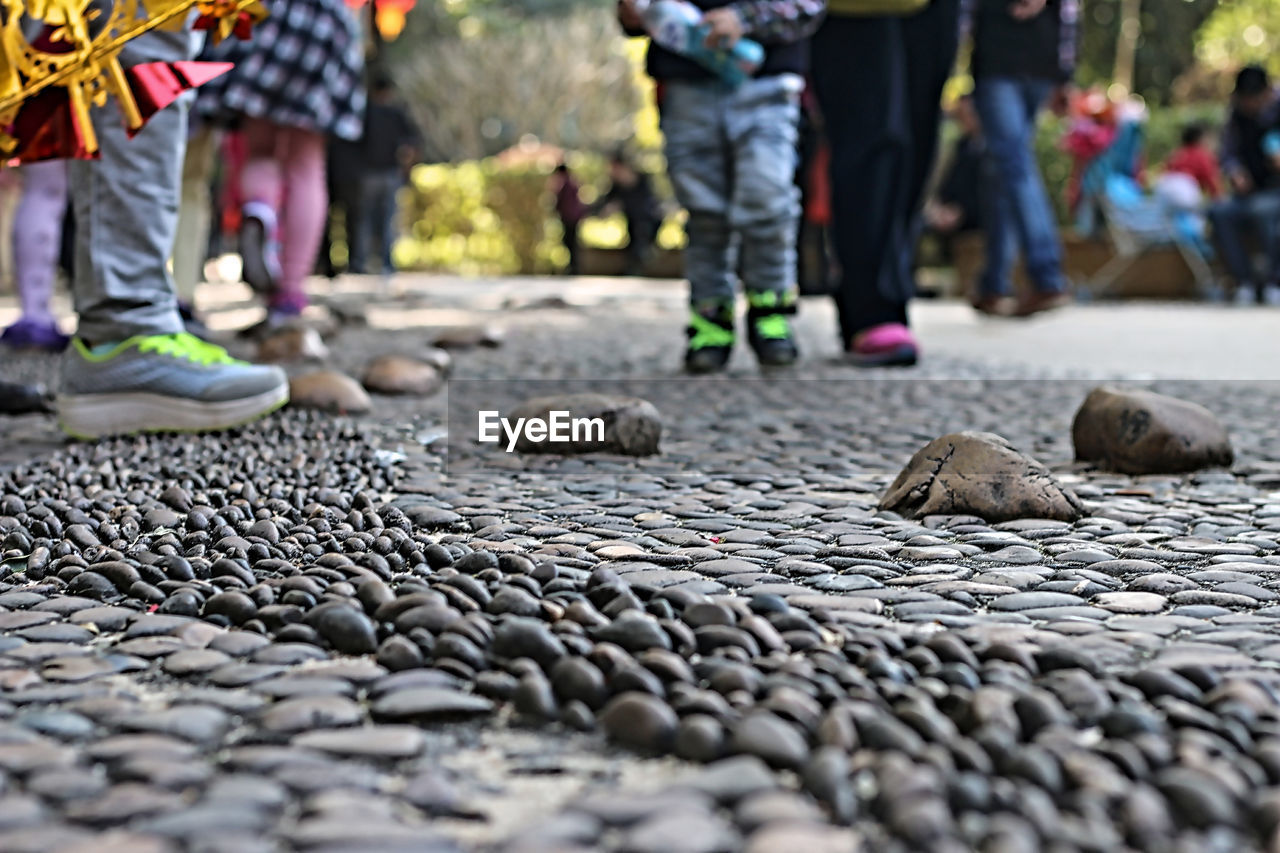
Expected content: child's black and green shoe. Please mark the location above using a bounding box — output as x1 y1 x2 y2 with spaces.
685 303 736 374
746 291 799 368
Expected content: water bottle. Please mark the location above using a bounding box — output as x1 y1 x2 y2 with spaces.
634 0 765 87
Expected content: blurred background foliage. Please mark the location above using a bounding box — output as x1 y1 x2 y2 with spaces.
376 0 1280 274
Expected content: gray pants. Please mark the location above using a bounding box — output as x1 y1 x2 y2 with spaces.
660 74 802 307
71 29 199 343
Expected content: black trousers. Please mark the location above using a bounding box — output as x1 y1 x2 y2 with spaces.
810 1 960 346
318 177 364 277
561 219 581 275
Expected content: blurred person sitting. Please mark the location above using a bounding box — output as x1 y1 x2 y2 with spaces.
924 94 986 254
1064 91 1150 236
1209 65 1280 305
589 151 662 277
352 75 420 279
1154 123 1221 264
1164 123 1222 201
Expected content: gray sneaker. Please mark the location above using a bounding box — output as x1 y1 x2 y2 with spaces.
58 333 288 439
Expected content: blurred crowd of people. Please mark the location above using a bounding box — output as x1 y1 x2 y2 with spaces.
923 61 1280 309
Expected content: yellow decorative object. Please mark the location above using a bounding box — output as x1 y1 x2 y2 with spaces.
192 0 267 45
0 0 264 159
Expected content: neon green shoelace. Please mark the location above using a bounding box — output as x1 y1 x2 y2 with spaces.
136 333 242 366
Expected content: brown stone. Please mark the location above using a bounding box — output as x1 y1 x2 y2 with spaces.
432 324 504 349
361 355 444 396
288 371 373 414
879 431 1083 523
504 393 661 456
1072 387 1233 474
256 327 329 363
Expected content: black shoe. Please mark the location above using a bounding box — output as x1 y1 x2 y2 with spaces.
239 202 280 295
746 292 799 368
684 304 735 374
0 380 53 415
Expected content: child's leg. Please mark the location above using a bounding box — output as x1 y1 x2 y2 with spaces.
660 81 735 370
240 118 286 213
12 160 69 325
727 75 802 305
274 126 328 313
727 75 803 365
238 118 287 300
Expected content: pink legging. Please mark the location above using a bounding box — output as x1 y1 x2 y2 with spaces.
12 160 69 324
239 118 327 313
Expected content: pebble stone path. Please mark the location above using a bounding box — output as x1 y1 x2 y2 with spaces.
4 277 1280 852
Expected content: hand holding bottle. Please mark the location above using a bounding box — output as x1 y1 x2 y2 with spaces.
630 0 765 88
701 7 745 49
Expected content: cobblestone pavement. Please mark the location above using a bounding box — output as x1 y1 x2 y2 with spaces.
3 277 1280 852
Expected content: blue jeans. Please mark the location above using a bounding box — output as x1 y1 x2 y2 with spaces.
356 169 403 275
70 29 201 342
1207 189 1280 288
660 74 802 306
974 76 1065 297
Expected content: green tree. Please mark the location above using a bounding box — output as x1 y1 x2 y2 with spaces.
1076 0 1219 103
1196 0 1280 77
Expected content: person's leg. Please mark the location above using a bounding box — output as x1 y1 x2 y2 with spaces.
356 172 386 276
976 76 1065 296
1016 79 1066 295
562 219 581 275
1244 189 1280 288
59 29 287 438
890 0 959 313
728 73 802 366
340 178 366 274
1208 198 1255 290
977 145 1018 299
973 78 1029 300
273 126 328 316
378 171 400 275
810 14 911 349
69 32 193 344
238 117 286 295
660 80 735 372
173 126 218 310
6 161 70 349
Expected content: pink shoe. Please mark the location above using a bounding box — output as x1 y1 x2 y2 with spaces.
848 323 919 367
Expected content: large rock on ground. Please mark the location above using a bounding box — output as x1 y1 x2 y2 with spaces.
880 431 1082 523
1072 387 1233 474
288 371 373 414
361 356 444 396
502 393 661 456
